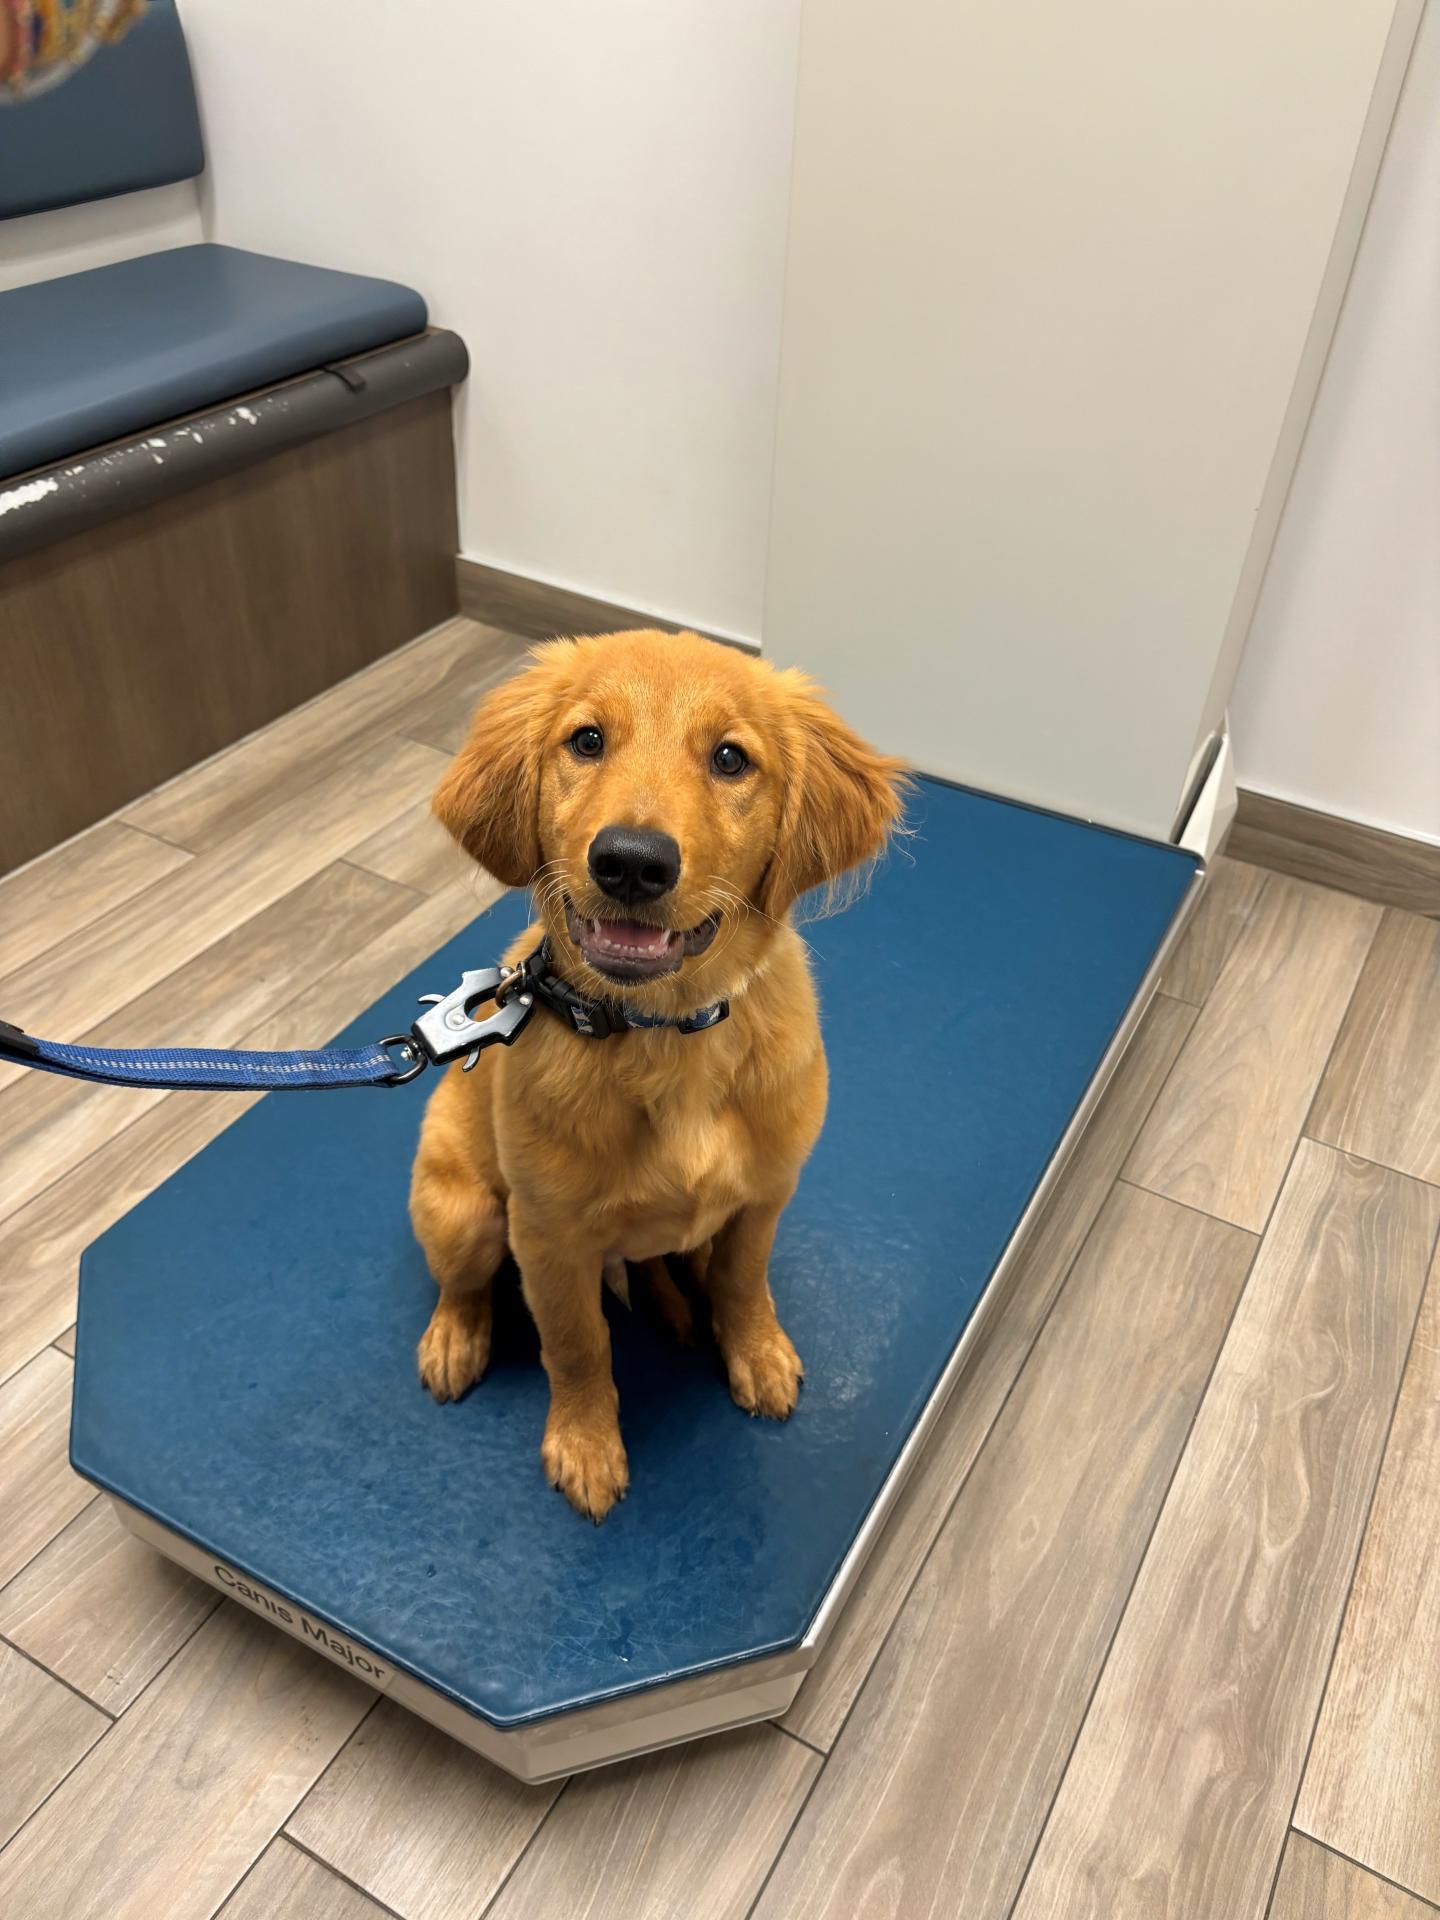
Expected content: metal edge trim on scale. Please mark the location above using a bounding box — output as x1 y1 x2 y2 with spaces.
107 1500 804 1783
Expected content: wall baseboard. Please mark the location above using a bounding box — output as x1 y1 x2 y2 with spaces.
455 558 754 653
1228 789 1440 919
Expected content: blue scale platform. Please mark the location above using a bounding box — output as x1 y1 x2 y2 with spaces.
72 778 1199 1777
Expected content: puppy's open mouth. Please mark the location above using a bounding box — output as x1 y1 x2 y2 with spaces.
564 898 720 982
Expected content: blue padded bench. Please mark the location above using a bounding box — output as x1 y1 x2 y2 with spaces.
72 778 1202 1781
0 0 437 489
1 244 429 482
1 0 466 876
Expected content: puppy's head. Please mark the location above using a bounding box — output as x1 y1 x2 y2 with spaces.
434 630 907 1008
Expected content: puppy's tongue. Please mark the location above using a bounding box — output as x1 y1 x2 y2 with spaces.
584 917 676 962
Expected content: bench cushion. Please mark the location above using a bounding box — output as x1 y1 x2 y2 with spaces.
0 244 428 480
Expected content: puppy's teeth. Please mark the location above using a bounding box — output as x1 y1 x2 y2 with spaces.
591 918 601 935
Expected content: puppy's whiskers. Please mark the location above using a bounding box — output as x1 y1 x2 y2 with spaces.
527 861 573 928
700 881 820 968
685 886 751 985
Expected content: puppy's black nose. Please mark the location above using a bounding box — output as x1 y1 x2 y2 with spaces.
588 825 681 905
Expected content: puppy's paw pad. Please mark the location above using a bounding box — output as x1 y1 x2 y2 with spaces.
725 1328 804 1420
417 1309 490 1403
542 1423 629 1522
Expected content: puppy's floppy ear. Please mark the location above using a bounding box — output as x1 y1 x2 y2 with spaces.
431 645 569 888
760 671 910 919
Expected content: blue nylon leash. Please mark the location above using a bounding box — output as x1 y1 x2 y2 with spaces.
0 945 730 1095
0 1030 412 1092
0 963 534 1094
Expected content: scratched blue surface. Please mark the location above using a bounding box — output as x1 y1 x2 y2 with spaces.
72 779 1197 1728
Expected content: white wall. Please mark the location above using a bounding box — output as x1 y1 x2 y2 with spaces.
1230 0 1440 846
0 180 200 293
12 1 1428 841
178 0 801 645
763 0 1421 841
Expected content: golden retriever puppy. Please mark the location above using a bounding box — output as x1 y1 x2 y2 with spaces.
410 629 906 1519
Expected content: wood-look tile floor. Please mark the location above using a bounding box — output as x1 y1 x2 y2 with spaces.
2 615 1437 1920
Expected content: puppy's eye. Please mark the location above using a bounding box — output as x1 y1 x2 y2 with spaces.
569 725 604 759
712 742 748 778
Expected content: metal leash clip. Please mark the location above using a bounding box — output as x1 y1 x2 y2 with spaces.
384 966 536 1081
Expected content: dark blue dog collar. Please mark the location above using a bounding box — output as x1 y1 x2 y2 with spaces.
514 938 729 1041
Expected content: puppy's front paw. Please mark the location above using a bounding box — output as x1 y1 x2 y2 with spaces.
418 1294 491 1403
723 1323 804 1419
542 1414 629 1522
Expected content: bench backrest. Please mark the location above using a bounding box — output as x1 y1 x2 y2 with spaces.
1 0 204 220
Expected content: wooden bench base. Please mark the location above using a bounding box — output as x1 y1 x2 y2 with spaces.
1 389 459 876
